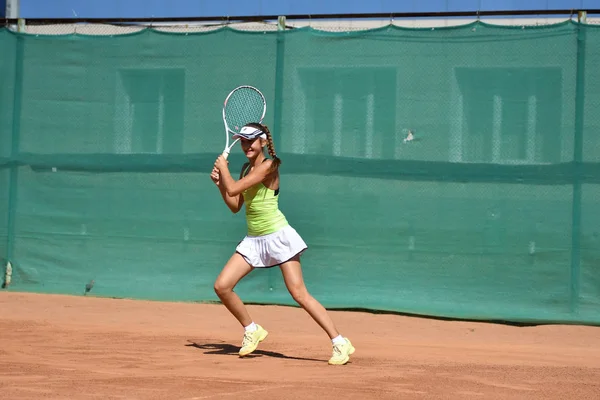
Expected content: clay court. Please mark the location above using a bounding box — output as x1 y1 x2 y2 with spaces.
1 292 598 399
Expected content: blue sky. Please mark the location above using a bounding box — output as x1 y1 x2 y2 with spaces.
5 0 598 19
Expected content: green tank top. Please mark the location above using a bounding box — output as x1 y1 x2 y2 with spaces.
242 163 288 236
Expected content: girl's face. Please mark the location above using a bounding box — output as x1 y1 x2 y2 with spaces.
240 137 265 159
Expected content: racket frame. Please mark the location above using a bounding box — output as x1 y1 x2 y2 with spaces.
221 85 266 159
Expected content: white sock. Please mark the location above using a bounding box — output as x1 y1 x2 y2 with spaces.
244 322 258 332
331 335 345 345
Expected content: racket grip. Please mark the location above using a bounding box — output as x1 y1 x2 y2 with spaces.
222 150 230 160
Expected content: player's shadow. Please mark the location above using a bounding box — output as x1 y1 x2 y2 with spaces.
186 340 323 362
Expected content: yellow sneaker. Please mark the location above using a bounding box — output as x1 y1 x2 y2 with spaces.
239 325 268 357
328 337 355 365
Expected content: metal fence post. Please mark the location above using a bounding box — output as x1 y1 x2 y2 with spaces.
570 13 587 313
266 16 287 292
3 19 24 288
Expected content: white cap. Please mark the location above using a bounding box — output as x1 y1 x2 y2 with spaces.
232 125 267 140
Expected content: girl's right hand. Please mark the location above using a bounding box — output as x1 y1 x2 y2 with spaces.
210 167 220 185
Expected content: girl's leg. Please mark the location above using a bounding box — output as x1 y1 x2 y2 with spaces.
280 254 355 365
214 252 269 357
213 252 254 327
279 255 340 339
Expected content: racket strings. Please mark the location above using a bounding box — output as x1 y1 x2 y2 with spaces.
225 89 265 132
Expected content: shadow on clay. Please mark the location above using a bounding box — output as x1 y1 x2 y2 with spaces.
186 340 324 363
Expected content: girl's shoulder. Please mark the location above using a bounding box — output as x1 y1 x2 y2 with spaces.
239 159 277 179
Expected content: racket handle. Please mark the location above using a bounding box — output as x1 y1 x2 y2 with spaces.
222 150 230 160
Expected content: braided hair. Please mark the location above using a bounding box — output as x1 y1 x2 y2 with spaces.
245 122 281 173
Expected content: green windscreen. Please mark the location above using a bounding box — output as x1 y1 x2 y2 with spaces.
0 29 15 262
1 22 599 325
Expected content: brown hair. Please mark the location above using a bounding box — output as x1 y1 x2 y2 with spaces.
245 122 281 173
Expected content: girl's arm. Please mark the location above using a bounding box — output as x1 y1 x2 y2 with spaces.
211 164 245 213
215 156 273 197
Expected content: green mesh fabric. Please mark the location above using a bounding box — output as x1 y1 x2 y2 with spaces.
1 21 599 324
0 30 15 262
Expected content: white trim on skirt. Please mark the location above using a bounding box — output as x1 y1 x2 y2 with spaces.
235 224 308 268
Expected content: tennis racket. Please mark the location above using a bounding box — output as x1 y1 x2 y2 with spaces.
221 85 267 159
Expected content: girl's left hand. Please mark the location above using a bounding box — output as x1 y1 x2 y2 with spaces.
214 155 229 172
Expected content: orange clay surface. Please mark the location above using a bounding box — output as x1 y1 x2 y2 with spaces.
1 291 599 399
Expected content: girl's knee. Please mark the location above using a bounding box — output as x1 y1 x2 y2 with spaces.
213 279 232 297
289 286 310 306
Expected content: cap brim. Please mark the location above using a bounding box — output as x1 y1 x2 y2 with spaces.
233 126 267 140
232 133 259 140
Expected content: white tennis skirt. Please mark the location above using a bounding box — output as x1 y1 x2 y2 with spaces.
236 225 308 268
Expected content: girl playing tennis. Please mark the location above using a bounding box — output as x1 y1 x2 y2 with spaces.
210 122 355 365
